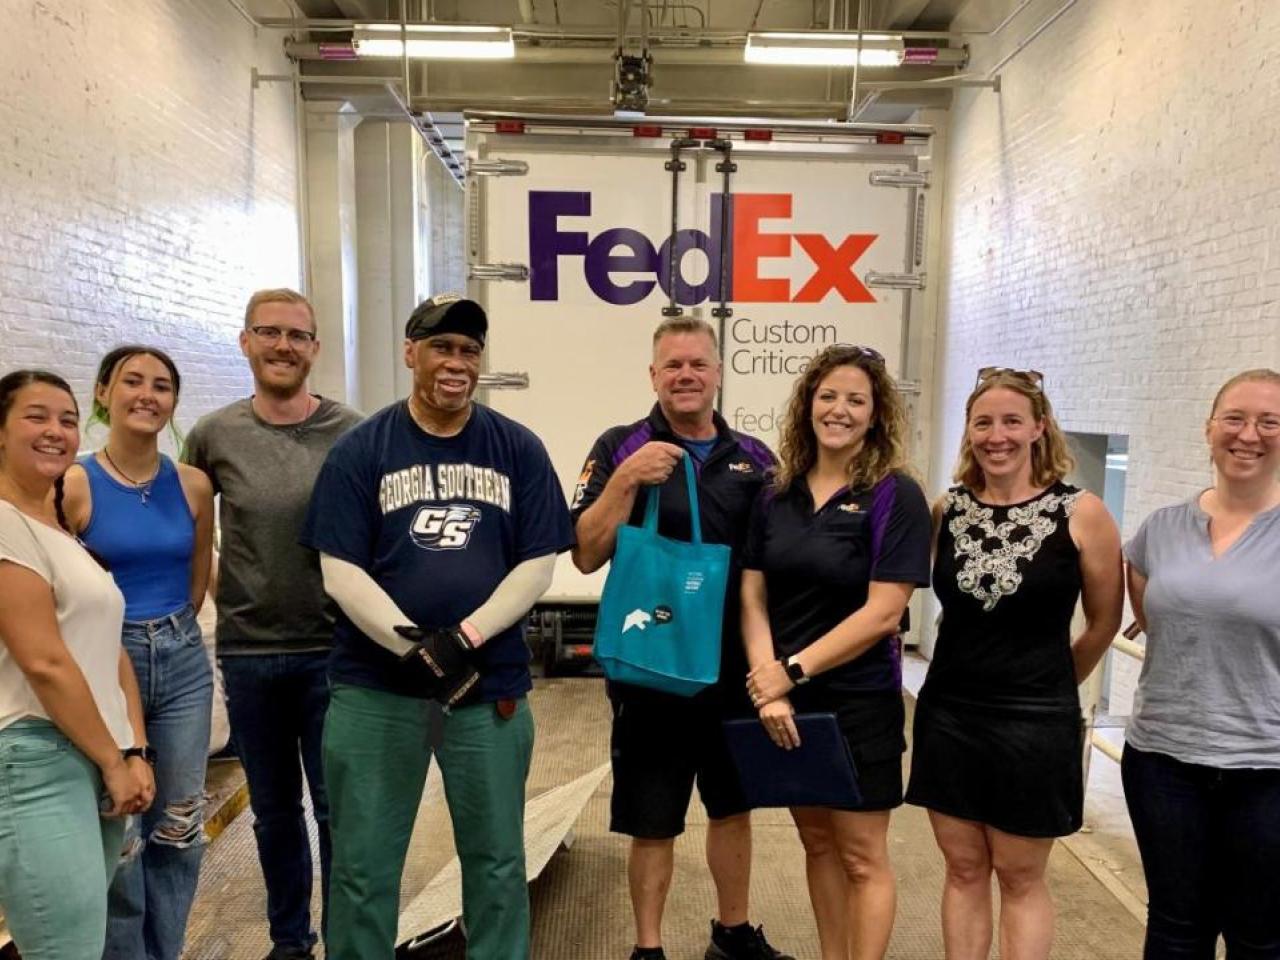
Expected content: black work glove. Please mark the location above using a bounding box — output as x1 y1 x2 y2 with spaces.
395 625 481 707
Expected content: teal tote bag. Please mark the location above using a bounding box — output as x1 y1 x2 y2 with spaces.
593 455 730 696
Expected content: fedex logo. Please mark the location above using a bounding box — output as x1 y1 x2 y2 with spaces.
528 191 877 306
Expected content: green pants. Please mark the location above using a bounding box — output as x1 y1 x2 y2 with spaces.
0 719 125 960
323 683 535 960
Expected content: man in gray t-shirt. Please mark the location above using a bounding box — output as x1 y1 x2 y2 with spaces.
184 289 360 960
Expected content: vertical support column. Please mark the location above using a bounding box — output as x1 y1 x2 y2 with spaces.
354 119 424 408
354 120 395 412
305 101 361 406
389 123 423 399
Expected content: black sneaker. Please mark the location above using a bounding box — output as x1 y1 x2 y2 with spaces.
262 947 315 960
629 947 668 960
705 920 795 960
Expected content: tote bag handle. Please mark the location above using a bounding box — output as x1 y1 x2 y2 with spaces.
640 454 702 545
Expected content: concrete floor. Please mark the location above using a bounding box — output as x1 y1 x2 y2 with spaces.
183 674 1149 959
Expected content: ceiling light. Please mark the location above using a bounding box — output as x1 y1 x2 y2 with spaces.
744 32 905 67
353 24 515 60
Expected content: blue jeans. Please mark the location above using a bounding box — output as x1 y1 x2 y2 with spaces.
0 719 126 960
1122 744 1280 959
221 651 331 953
104 605 213 960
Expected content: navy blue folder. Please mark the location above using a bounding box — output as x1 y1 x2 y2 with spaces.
723 713 861 808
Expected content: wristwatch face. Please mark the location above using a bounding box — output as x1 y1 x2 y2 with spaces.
785 659 806 684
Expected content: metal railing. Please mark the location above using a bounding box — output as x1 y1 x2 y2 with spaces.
1089 622 1144 763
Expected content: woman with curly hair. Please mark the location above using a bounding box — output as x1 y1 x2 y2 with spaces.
741 344 932 960
905 368 1123 960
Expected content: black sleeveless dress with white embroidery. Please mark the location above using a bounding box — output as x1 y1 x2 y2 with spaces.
905 482 1086 837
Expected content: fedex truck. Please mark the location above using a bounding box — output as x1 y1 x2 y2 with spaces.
463 111 940 669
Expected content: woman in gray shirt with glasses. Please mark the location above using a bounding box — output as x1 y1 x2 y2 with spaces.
1124 368 1280 960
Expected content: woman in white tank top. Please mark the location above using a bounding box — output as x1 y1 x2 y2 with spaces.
0 369 152 960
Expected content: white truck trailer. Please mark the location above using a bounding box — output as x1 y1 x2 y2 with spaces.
464 111 937 669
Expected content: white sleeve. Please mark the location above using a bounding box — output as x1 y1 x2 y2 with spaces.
320 550 556 651
464 553 557 641
319 554 415 657
0 507 52 584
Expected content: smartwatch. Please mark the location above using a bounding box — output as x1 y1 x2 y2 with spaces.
783 656 809 686
123 745 158 766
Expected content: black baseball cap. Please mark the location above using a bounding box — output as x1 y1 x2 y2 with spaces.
404 294 487 346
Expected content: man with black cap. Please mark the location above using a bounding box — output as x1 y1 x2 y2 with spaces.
301 293 574 960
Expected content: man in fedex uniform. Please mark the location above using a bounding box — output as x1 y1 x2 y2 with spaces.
571 316 791 960
300 294 573 960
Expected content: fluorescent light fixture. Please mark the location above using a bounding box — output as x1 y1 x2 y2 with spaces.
353 23 515 60
744 31 905 67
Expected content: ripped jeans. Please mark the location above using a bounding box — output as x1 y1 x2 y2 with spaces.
103 605 213 960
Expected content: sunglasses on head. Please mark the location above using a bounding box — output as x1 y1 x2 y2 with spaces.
975 366 1044 390
829 343 886 365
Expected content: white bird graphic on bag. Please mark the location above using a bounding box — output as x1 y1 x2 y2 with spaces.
623 609 652 633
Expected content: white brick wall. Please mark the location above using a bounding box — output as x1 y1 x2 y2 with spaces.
0 1 301 439
930 0 1280 540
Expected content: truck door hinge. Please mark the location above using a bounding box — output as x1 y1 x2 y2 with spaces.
869 170 930 188
865 271 927 291
468 159 529 177
469 263 530 282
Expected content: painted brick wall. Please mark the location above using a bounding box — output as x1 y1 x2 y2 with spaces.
930 0 1280 542
0 1 300 440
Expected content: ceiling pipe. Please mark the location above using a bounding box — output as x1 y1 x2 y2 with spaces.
986 0 1079 78
517 0 536 23
988 0 1038 37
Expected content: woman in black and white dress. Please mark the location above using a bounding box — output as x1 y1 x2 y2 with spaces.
906 368 1123 960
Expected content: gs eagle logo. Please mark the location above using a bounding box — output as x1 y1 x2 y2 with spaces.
410 504 482 550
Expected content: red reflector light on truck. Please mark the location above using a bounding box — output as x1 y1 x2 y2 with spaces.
495 120 526 134
744 128 773 142
876 131 905 145
633 124 663 138
689 126 717 139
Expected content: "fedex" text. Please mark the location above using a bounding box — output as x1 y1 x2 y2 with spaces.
528 191 877 307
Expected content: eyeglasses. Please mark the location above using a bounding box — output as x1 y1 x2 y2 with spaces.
249 325 317 347
829 344 885 365
975 366 1044 390
1212 413 1280 437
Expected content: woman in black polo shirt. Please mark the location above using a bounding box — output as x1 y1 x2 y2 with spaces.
741 344 931 960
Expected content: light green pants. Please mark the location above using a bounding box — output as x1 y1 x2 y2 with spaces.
0 719 126 960
323 683 535 960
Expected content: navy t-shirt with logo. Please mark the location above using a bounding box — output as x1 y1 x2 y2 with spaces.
742 471 931 693
300 402 574 702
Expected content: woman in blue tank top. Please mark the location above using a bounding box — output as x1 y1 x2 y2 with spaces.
61 345 214 960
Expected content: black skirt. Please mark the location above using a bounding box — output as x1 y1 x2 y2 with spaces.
789 686 906 812
905 695 1084 838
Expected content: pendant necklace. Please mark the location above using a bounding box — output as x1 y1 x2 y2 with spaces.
102 447 159 505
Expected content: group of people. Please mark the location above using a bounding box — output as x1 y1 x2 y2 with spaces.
0 288 1274 960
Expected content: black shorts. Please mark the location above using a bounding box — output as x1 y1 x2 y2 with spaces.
608 680 752 839
788 685 906 812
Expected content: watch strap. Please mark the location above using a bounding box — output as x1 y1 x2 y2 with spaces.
123 745 157 765
783 655 809 685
